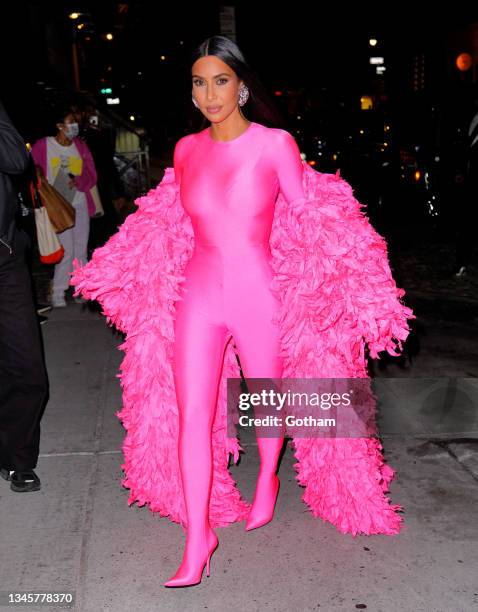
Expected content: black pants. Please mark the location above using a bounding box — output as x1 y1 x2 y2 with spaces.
0 228 49 470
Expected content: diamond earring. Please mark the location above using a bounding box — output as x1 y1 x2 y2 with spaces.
238 85 249 106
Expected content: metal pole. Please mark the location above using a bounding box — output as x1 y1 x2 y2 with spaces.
71 21 80 91
72 40 80 90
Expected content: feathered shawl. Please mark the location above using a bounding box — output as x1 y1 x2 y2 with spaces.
70 162 415 536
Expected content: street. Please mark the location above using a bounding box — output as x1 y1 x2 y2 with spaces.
0 289 477 611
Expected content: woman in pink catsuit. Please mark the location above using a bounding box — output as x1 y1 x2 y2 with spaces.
164 36 306 587
70 33 414 590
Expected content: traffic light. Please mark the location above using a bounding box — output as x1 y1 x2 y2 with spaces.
100 87 113 94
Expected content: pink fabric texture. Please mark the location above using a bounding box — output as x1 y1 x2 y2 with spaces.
70 126 415 537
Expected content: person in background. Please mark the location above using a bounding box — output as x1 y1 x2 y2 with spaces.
31 104 97 307
15 155 52 323
74 100 128 253
0 99 48 492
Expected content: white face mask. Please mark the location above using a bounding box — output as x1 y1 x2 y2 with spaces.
64 122 79 138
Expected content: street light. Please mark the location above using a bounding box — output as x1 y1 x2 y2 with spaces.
456 53 472 71
68 11 86 89
67 11 93 90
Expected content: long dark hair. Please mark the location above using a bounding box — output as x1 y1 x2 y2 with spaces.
47 102 76 136
188 35 287 132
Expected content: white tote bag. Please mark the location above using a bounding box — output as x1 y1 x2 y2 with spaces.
34 206 64 264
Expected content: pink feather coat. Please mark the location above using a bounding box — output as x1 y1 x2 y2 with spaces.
70 162 415 537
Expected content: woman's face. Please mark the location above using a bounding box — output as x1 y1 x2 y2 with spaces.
191 55 244 123
57 113 78 137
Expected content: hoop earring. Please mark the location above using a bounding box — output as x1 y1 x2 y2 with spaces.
238 85 249 107
192 96 199 108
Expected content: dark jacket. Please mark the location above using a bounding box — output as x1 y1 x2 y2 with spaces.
0 100 30 254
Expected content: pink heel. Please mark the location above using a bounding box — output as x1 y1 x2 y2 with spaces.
245 473 280 531
164 530 218 587
205 534 217 577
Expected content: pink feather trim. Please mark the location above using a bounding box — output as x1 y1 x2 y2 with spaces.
70 163 415 535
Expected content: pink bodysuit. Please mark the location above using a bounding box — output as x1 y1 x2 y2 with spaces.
172 121 307 544
173 121 306 387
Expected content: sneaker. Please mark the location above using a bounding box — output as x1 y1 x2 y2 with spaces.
0 467 41 492
0 467 14 480
52 294 67 308
38 314 48 325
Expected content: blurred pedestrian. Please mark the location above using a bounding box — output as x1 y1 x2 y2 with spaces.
15 155 53 322
31 104 97 307
0 99 48 492
75 100 127 253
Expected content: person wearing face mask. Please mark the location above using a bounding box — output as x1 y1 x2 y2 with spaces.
31 104 97 307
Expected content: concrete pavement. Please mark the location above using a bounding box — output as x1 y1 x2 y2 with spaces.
1 300 477 612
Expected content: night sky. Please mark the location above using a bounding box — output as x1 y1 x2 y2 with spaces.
2 2 478 148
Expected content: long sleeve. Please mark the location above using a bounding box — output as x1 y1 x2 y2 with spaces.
74 138 97 192
273 129 306 205
30 139 46 176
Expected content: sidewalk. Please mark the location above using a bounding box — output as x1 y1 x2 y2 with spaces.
1 300 477 611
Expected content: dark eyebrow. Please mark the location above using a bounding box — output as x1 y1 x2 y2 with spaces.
191 73 231 79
